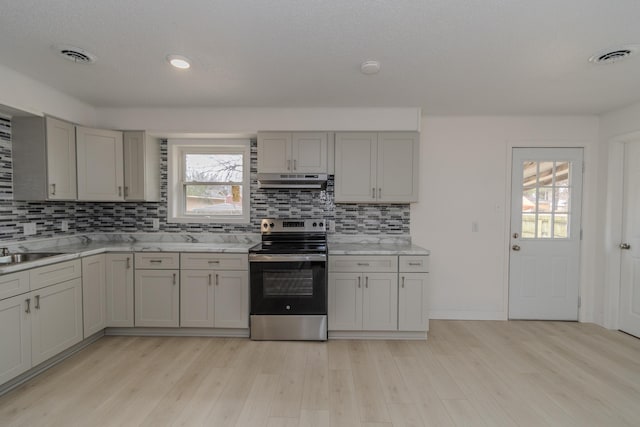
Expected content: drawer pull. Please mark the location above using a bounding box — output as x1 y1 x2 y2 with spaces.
408 262 422 266
357 263 370 266
149 260 163 264
208 260 220 264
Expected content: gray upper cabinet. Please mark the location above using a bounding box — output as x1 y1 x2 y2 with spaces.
76 127 125 201
123 131 160 201
334 131 419 203
257 132 329 173
12 116 77 200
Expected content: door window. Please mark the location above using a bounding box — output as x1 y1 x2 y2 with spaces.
521 161 572 239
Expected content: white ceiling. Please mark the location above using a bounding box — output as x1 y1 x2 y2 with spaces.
1 0 639 115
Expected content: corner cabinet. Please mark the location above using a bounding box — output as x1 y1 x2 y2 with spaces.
334 132 419 203
105 253 134 327
76 127 125 201
12 116 77 201
82 254 107 338
257 132 329 173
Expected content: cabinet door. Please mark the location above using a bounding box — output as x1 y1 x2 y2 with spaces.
135 270 179 327
0 294 31 384
362 273 398 331
398 273 429 331
105 254 134 327
257 132 292 173
377 132 419 202
291 132 328 173
180 270 215 328
31 278 83 366
123 131 146 200
328 272 363 330
45 117 77 200
214 270 249 328
76 127 124 201
334 132 378 202
82 255 107 338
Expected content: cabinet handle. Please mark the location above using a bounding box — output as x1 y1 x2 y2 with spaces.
216 273 219 286
293 159 297 170
124 186 129 197
118 186 122 197
408 262 422 266
357 276 361 288
126 257 131 269
402 276 405 288
365 276 368 288
208 260 220 264
357 263 369 266
287 159 291 171
150 260 162 264
208 273 212 286
172 273 176 285
25 298 31 314
51 183 56 195
378 188 382 198
35 295 40 310
372 187 376 199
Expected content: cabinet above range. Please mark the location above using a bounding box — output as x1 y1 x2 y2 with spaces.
11 116 160 202
257 132 332 174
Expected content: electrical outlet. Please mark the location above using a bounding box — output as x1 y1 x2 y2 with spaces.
152 218 160 230
23 223 36 236
61 220 69 232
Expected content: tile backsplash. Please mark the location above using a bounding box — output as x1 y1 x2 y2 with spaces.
0 117 410 241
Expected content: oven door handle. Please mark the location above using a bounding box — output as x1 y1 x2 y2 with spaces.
249 254 327 262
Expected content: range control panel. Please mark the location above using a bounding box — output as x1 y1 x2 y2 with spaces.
260 218 326 233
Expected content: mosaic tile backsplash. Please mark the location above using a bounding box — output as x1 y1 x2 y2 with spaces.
0 116 410 240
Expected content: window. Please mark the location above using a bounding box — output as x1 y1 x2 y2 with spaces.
521 160 571 239
168 139 250 224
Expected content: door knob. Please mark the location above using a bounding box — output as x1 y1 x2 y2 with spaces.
620 243 631 250
512 244 521 251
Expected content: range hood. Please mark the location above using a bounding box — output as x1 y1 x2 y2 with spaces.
258 173 328 189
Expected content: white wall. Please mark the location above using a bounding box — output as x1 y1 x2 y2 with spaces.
95 107 421 135
411 115 600 321
0 64 96 125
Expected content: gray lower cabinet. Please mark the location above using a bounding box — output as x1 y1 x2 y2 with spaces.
82 254 106 338
105 253 134 327
134 269 180 328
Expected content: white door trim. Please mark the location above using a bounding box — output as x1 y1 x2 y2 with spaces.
603 130 640 330
504 140 591 322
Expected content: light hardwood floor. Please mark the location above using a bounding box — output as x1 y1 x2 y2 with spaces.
1 320 640 426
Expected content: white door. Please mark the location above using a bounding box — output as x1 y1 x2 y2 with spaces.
123 131 145 200
619 141 640 337
377 132 419 202
291 132 328 173
328 272 363 330
257 132 292 173
334 132 378 202
45 117 77 200
135 270 179 327
398 273 429 331
509 148 583 320
0 294 32 384
362 273 398 330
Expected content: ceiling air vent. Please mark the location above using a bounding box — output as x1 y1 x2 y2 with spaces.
54 44 97 64
589 45 638 64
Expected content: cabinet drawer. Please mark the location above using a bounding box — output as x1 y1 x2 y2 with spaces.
0 270 30 300
329 255 398 273
30 260 81 291
181 253 248 270
399 256 429 272
135 253 180 269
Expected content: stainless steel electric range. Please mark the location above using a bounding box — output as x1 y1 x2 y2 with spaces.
249 218 328 341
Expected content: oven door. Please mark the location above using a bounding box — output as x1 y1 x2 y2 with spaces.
249 254 327 315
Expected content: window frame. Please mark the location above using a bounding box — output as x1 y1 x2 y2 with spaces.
167 139 251 224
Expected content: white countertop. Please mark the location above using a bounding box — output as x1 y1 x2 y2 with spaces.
328 243 429 255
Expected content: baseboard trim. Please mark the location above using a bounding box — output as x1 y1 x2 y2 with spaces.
0 331 104 397
328 330 427 340
105 327 250 338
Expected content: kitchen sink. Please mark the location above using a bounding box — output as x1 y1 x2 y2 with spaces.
0 252 65 265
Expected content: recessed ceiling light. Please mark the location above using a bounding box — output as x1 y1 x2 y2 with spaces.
589 45 638 64
167 54 191 69
360 60 381 75
53 44 97 64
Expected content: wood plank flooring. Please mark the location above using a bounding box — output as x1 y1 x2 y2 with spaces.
1 320 640 426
